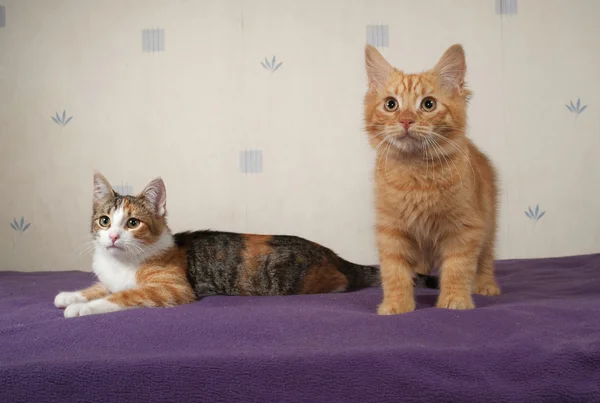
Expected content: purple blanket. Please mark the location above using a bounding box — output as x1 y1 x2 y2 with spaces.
1 254 600 402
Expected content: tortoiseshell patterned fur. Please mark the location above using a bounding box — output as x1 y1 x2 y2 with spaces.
177 231 437 297
54 173 438 318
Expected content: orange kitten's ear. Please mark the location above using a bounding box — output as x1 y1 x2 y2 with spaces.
140 178 167 217
434 44 467 94
93 172 114 204
365 45 394 90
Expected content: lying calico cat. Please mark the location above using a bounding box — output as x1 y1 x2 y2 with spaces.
54 173 438 318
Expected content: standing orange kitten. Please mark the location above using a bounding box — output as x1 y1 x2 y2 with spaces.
363 44 500 315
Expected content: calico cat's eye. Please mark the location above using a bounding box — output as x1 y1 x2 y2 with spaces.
127 218 140 229
384 97 399 112
421 97 437 112
98 216 111 228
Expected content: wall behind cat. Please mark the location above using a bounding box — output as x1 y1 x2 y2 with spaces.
0 0 598 271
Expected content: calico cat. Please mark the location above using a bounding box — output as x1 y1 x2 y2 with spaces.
54 173 438 318
364 44 500 315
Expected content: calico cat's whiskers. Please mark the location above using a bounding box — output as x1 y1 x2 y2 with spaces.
118 239 160 264
137 241 166 263
70 240 97 262
121 241 143 262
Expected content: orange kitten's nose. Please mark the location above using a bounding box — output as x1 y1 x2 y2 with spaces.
109 233 120 244
399 119 415 131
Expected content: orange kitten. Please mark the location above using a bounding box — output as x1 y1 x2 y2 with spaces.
363 44 500 315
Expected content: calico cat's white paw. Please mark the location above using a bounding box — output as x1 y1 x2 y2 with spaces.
54 292 87 308
64 302 87 318
64 299 123 318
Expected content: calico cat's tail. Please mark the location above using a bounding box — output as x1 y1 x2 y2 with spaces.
341 261 439 290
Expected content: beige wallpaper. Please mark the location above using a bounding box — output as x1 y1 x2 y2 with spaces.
1 0 599 272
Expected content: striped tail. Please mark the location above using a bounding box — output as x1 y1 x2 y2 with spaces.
341 261 439 290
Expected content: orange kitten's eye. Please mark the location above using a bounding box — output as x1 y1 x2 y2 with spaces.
384 97 399 112
98 216 111 228
127 218 140 229
421 97 437 112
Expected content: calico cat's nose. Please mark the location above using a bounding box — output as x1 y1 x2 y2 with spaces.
399 119 415 130
109 232 120 244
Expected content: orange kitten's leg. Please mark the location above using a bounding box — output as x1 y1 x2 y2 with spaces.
54 282 109 308
415 243 434 275
437 232 481 310
377 227 418 315
474 244 501 296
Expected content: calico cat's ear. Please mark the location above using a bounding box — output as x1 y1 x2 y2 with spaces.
365 45 395 90
434 44 467 94
93 172 115 204
140 178 167 217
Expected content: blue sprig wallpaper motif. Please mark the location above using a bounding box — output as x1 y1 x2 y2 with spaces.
10 217 31 234
525 205 546 222
51 110 73 127
565 98 587 117
261 56 283 73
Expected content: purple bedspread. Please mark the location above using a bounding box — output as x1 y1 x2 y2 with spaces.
1 254 600 403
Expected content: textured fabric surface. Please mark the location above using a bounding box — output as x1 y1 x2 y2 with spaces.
1 254 600 402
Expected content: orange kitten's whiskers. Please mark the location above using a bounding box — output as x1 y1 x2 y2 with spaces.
375 138 394 176
429 131 476 181
384 138 394 177
373 134 393 154
428 137 464 189
422 137 431 177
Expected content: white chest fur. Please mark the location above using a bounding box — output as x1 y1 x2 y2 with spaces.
91 231 174 293
92 249 138 293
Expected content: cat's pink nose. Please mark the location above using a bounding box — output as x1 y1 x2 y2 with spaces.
109 233 120 244
399 119 415 130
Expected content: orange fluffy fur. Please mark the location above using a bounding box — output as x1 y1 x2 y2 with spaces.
364 44 500 315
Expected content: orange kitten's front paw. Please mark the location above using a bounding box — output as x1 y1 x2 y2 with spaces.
474 280 501 296
437 293 475 310
377 298 415 315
